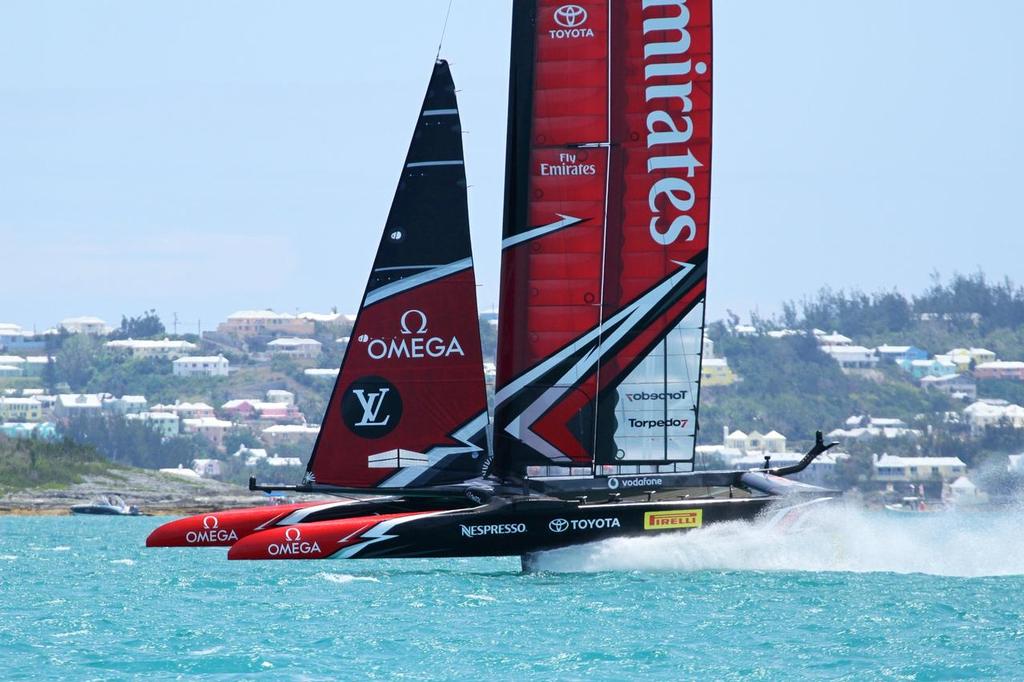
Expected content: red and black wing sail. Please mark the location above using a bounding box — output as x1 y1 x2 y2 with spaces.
304 60 489 490
492 1 712 480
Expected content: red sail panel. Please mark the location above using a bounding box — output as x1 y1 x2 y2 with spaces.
304 61 489 490
495 0 610 472
493 1 712 479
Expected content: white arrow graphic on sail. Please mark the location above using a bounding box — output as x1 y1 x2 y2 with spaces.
501 214 585 250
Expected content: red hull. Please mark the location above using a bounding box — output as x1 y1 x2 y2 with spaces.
227 512 425 560
146 501 346 547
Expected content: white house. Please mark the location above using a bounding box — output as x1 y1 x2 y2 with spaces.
172 355 229 377
231 445 269 467
827 425 921 441
722 429 789 454
963 400 1024 433
873 454 967 482
159 465 201 479
304 368 339 379
920 373 977 401
103 395 148 415
765 329 801 339
150 401 216 419
55 393 104 419
298 311 344 323
59 316 108 335
191 458 224 478
845 416 908 429
265 389 295 405
945 476 987 507
262 423 320 443
267 337 322 359
182 417 233 447
125 411 180 439
821 345 878 369
265 455 303 467
816 331 853 346
0 356 26 373
105 338 198 359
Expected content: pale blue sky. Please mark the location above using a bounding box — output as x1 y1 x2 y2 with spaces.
2 1 1022 332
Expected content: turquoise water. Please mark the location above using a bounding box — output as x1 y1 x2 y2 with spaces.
3 508 1024 680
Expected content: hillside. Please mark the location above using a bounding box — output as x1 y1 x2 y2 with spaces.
702 272 1024 465
0 436 273 513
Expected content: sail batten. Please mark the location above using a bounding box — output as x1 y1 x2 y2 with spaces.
492 1 713 481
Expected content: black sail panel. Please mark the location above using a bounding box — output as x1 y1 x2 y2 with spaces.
305 60 490 490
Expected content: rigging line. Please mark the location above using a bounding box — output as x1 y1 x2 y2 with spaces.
436 0 455 59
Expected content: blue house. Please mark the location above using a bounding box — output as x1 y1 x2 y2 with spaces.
877 344 928 365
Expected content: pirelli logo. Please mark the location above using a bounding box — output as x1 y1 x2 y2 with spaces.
643 509 703 531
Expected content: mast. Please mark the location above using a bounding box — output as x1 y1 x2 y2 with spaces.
492 1 713 482
303 60 490 490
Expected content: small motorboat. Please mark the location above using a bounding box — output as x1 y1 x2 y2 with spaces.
884 496 946 514
70 495 144 516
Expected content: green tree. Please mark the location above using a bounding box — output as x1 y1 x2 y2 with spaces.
56 334 103 391
109 309 165 340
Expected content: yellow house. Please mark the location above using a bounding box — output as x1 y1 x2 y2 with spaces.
945 347 997 372
0 397 43 422
701 358 737 386
874 454 967 482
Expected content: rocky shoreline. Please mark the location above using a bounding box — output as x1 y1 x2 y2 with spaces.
0 468 320 516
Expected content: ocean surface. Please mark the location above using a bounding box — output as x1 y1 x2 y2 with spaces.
3 505 1024 680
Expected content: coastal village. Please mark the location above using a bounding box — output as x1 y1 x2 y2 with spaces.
2 307 1023 509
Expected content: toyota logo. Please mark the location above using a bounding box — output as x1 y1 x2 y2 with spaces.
284 527 301 541
548 518 569 533
202 515 219 529
554 4 587 28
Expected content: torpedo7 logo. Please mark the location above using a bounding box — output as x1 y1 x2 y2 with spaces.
341 376 403 438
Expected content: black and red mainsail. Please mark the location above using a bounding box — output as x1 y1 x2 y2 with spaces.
492 1 713 481
304 59 490 490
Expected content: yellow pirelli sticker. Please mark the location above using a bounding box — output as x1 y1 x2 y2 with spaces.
643 509 703 531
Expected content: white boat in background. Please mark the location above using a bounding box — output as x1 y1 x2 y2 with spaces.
884 497 947 514
70 495 143 516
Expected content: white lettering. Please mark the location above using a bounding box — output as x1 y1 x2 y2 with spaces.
570 518 622 530
459 523 527 538
642 0 706 247
627 417 688 429
353 389 390 427
184 529 239 544
266 540 322 556
625 390 688 401
548 27 595 40
540 162 598 177
608 476 664 489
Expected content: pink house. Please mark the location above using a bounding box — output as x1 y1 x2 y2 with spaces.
220 399 303 424
974 361 1024 381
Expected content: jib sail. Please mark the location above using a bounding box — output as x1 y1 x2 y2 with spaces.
304 60 490 489
492 1 713 480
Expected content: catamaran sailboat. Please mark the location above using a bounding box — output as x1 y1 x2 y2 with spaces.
148 0 836 562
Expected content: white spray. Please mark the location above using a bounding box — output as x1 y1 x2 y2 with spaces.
532 502 1024 577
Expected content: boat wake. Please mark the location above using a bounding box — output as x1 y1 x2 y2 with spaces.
315 572 379 585
532 502 1024 577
